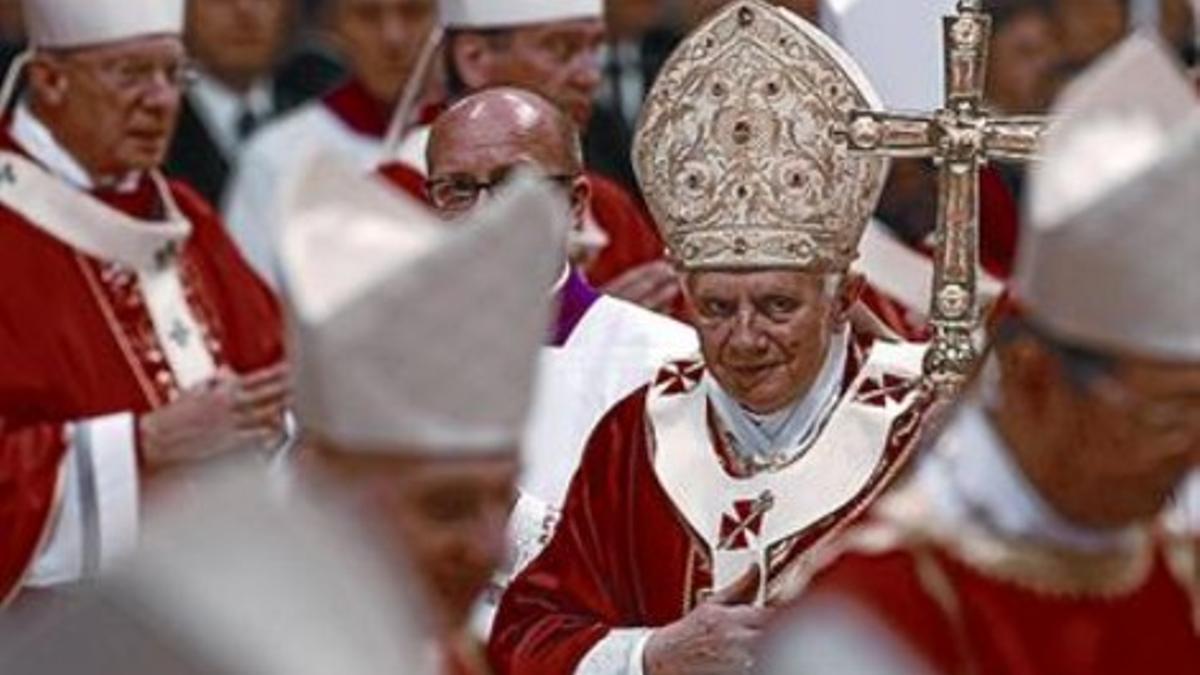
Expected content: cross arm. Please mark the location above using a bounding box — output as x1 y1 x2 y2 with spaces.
983 115 1051 163
842 110 940 159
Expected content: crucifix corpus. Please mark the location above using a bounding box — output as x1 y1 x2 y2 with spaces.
840 0 1048 392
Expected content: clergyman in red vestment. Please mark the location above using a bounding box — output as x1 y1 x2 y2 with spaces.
488 4 942 674
760 36 1200 675
0 0 286 607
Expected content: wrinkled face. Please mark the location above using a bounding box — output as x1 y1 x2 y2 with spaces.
34 36 186 177
987 11 1061 114
303 447 519 631
685 270 850 414
332 0 436 102
1002 339 1200 527
186 0 289 84
426 113 588 230
456 20 606 126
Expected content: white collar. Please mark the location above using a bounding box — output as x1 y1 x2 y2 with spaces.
919 402 1142 554
187 72 274 156
707 327 849 463
10 103 141 192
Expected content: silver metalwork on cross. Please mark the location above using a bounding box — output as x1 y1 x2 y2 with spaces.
840 0 1048 391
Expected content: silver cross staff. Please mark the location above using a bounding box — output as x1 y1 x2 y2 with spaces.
841 0 1047 392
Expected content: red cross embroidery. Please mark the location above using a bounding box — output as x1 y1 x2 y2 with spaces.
856 374 916 408
655 360 705 396
718 490 775 551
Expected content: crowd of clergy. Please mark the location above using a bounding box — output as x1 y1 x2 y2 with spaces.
0 0 1198 673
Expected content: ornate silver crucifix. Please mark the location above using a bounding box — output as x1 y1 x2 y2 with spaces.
841 0 1048 392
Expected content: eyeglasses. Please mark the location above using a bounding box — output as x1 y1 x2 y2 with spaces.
59 53 197 94
426 171 580 214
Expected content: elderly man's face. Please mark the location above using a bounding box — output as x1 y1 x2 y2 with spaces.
36 36 186 176
332 0 435 103
456 20 606 126
186 0 289 86
300 447 519 632
685 270 854 414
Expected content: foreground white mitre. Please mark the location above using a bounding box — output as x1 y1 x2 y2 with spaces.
1018 35 1200 360
279 155 568 455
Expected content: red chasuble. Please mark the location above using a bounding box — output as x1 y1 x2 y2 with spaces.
787 486 1200 675
0 131 284 603
488 329 937 675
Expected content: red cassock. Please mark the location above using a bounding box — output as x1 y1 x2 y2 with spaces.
0 131 284 603
487 329 938 675
787 493 1200 675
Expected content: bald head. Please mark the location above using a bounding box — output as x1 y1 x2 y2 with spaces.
427 87 584 184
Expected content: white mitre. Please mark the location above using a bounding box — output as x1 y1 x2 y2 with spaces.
0 466 438 675
1017 35 1200 361
821 0 957 111
24 0 184 49
438 0 602 28
634 0 888 272
279 155 568 455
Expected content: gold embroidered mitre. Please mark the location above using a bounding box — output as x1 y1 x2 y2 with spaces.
633 0 889 272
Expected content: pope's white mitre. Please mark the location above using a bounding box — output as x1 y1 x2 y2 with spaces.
0 467 438 675
280 155 567 455
438 0 602 28
1017 35 1200 361
24 0 184 49
821 0 957 111
634 0 889 272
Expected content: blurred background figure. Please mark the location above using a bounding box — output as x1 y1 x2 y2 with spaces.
279 156 566 672
585 0 676 192
985 0 1061 116
166 0 313 205
223 0 437 287
1053 0 1125 81
0 0 22 70
0 466 439 675
983 0 1062 209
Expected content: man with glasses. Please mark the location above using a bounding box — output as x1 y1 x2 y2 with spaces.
0 0 287 607
382 0 682 316
758 35 1200 675
423 87 695 636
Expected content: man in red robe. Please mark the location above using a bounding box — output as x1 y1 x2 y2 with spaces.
488 4 940 674
380 0 681 314
760 36 1200 675
0 0 286 606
